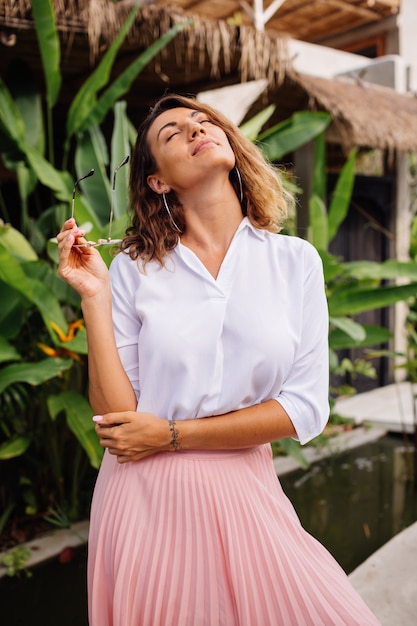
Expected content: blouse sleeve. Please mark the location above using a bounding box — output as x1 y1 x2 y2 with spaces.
109 254 141 403
275 244 329 445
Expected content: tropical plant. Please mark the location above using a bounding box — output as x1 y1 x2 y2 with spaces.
252 115 417 442
0 0 187 541
1 0 416 541
308 135 417 406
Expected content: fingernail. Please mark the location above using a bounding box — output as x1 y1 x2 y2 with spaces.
92 415 103 422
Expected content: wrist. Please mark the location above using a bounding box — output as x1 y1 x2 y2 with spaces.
81 287 112 313
168 419 180 451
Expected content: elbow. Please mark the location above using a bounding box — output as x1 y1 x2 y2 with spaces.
295 403 330 445
88 385 138 414
276 394 330 446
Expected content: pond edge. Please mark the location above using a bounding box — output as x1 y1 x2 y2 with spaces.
0 425 387 579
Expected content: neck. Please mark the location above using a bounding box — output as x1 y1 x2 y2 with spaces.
178 176 243 252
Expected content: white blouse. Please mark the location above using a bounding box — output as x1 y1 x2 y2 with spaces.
109 217 329 445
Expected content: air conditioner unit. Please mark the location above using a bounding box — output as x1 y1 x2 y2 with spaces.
337 54 409 93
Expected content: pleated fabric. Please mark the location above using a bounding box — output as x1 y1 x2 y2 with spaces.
88 444 380 626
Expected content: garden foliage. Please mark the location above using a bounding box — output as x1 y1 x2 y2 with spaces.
1 0 417 541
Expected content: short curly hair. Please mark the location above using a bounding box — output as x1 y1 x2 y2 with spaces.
121 94 289 266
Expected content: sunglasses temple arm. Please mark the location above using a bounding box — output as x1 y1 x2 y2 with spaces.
109 190 115 241
109 156 129 240
71 168 95 220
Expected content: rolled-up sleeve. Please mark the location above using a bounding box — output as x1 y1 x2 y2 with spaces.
275 246 329 444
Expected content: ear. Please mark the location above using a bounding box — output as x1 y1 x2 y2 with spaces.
147 174 170 195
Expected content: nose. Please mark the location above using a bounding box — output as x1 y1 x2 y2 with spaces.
189 120 206 139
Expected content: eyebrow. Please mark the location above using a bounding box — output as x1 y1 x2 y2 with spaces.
156 109 201 140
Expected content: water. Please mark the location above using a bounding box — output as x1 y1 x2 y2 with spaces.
0 544 88 626
280 434 417 573
1 435 416 624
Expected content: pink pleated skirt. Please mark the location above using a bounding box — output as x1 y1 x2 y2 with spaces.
88 444 380 626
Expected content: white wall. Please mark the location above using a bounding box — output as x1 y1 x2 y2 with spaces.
397 0 417 92
292 0 417 94
288 40 408 92
288 39 370 79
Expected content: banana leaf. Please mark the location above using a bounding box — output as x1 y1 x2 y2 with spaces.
319 250 345 282
0 282 22 339
312 132 326 200
240 105 275 141
0 358 72 395
329 316 366 342
329 324 392 350
327 148 357 244
79 21 190 135
6 60 45 157
111 101 131 220
0 222 38 261
0 77 70 201
258 111 331 161
0 244 68 341
0 76 26 144
31 0 62 108
2 62 44 202
66 5 141 140
48 392 103 469
329 282 417 316
75 126 111 224
24 144 72 202
342 259 417 281
0 337 21 363
0 435 31 461
309 194 328 251
21 258 80 310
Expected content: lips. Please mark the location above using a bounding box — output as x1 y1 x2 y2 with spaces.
193 139 216 155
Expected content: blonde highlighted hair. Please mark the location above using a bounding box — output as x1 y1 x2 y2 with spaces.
122 94 289 265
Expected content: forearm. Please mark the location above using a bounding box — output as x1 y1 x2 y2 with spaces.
176 399 296 451
95 400 297 464
81 290 137 414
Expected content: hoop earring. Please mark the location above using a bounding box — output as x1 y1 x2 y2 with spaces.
162 193 181 233
235 167 243 204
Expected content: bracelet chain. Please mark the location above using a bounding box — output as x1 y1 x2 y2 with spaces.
168 419 180 451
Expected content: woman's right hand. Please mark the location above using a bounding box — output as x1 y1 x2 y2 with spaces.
56 218 110 300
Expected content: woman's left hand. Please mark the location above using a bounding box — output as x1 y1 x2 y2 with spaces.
93 411 171 463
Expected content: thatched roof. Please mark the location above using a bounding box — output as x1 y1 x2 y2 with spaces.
245 72 417 153
148 1 400 43
0 0 291 113
0 0 413 154
297 73 417 153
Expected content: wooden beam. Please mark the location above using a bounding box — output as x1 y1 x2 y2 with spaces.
370 0 400 9
239 0 288 31
319 0 385 20
263 0 289 24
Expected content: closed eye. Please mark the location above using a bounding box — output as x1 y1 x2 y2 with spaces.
165 118 212 141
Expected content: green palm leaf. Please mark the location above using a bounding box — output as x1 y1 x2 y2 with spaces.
31 0 62 108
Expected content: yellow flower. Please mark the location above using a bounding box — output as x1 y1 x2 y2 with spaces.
37 342 83 363
37 343 59 358
49 319 85 343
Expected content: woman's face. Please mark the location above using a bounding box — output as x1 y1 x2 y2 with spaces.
146 107 235 195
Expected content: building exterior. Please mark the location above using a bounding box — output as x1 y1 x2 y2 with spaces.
1 0 417 386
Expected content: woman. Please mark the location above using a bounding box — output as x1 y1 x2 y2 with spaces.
57 94 380 625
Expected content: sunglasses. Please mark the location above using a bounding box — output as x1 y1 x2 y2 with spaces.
71 155 130 247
